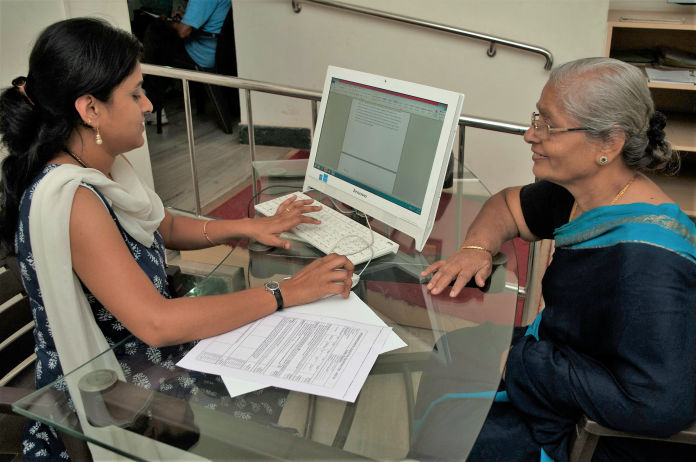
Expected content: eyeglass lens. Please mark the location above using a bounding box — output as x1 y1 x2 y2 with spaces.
531 112 549 139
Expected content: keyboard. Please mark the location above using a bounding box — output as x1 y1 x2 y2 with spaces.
254 192 399 265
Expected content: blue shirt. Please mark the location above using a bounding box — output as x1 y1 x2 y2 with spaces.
182 0 231 68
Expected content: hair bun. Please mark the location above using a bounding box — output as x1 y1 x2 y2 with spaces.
647 111 667 147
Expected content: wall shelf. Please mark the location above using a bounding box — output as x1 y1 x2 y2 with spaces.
607 10 696 216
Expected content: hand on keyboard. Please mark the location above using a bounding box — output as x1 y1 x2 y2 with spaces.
255 192 399 265
249 195 323 249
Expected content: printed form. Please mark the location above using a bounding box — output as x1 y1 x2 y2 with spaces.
178 294 399 402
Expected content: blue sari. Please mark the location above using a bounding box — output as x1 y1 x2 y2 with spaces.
410 202 696 462
504 202 696 461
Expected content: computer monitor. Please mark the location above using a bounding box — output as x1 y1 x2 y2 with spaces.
303 66 464 251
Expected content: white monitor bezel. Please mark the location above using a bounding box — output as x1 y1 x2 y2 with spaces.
303 66 464 251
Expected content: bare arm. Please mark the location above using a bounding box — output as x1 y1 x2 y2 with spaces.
158 196 322 250
167 10 193 38
422 186 537 297
70 188 352 347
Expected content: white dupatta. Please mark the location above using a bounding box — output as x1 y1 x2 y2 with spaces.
29 155 164 375
28 156 202 460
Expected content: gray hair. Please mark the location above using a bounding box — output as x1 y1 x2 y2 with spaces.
549 57 679 174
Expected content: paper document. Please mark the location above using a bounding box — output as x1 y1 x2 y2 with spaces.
644 68 696 85
178 293 403 402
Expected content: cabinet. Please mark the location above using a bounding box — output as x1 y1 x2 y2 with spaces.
606 10 696 216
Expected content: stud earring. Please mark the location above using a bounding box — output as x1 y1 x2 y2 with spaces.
95 127 103 145
599 156 608 165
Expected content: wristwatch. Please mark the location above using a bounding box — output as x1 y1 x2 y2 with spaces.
264 280 284 310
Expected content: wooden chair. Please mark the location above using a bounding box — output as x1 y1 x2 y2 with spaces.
0 250 91 461
0 250 35 461
569 415 696 461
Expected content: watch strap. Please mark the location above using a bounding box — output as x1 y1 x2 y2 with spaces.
266 281 284 310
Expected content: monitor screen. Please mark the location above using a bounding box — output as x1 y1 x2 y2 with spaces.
304 66 464 251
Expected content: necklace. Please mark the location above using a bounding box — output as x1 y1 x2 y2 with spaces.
569 174 637 221
64 148 88 168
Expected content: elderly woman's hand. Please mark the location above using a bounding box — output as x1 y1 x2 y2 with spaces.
249 195 322 249
421 247 493 297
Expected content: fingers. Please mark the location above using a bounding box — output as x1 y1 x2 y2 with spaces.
298 215 321 225
421 260 444 277
276 197 321 217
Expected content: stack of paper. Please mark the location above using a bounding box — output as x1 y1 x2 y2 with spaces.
178 293 407 402
644 68 696 85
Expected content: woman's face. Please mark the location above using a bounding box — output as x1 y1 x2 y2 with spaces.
97 63 153 155
523 82 602 187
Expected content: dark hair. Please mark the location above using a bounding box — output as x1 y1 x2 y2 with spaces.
0 18 142 254
549 57 680 175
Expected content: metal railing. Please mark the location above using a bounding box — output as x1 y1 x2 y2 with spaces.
142 64 321 216
141 64 531 306
141 64 528 216
290 0 553 70
141 64 528 215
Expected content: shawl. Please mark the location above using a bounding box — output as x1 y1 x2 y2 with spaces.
505 202 696 461
29 156 164 376
28 157 201 460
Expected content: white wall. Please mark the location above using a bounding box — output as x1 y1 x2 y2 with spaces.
0 0 154 188
232 0 611 193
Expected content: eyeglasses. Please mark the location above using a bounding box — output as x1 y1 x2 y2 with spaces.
530 112 589 140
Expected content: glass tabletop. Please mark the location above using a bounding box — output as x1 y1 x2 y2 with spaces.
13 160 519 461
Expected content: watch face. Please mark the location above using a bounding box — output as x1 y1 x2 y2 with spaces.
265 281 280 291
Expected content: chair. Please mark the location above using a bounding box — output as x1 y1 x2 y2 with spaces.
0 250 35 461
0 250 91 461
569 415 696 462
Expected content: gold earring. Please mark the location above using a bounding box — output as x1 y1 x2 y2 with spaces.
599 156 608 165
95 127 103 145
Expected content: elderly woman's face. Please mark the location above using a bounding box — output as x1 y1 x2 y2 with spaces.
524 83 602 187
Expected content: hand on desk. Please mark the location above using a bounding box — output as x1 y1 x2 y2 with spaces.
280 254 354 306
249 195 321 249
421 247 493 297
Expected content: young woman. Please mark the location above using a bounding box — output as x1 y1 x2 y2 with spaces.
0 18 352 460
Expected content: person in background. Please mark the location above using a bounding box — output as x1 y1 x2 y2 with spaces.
0 17 350 460
141 0 231 124
413 57 696 461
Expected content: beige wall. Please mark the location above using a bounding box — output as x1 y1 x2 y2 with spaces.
0 0 154 188
232 0 613 193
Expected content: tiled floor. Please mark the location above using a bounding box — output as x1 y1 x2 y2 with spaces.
145 92 293 214
145 89 295 275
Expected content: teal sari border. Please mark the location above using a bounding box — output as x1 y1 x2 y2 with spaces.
554 203 696 264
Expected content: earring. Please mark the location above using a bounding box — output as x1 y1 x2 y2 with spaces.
599 156 608 165
95 127 103 145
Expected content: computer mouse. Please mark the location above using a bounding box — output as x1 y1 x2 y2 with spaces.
350 273 360 288
331 270 360 289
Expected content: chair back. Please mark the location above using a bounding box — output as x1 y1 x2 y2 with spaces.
0 251 35 387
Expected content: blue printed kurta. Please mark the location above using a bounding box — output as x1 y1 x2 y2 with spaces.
17 165 287 460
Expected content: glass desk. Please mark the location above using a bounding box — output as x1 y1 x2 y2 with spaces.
13 160 519 461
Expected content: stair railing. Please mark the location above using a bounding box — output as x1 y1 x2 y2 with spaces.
141 63 532 311
141 64 527 214
290 0 553 70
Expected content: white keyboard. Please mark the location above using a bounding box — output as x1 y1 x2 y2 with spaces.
254 192 399 265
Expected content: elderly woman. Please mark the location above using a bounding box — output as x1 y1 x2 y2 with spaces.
414 57 696 461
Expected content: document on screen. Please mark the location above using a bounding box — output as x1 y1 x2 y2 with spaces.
339 99 409 193
177 296 394 402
